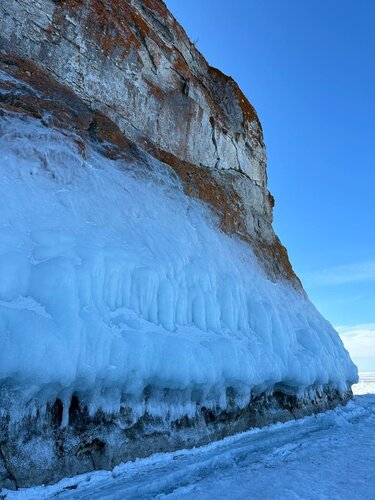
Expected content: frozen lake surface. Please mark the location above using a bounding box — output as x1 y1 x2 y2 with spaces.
3 373 374 500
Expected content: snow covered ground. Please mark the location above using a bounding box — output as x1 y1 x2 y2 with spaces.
3 373 374 500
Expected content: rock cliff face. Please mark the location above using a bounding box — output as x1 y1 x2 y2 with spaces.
0 0 356 490
0 0 298 287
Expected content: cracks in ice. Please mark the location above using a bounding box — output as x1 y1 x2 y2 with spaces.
209 116 220 168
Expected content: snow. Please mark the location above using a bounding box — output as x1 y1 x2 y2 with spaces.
3 373 374 500
352 371 375 395
0 110 357 422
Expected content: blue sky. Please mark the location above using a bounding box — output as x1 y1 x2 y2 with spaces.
165 0 375 370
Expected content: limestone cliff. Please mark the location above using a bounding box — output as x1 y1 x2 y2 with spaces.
1 0 299 287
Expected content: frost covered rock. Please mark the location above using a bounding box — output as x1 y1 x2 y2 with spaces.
0 0 357 489
0 0 294 285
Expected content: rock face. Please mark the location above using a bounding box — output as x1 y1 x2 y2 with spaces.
0 0 298 286
0 0 357 490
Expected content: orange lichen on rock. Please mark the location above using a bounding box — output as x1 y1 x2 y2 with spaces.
146 147 301 289
151 149 248 235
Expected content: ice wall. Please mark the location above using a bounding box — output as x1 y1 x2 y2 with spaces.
0 111 357 423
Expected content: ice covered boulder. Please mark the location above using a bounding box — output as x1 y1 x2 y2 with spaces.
0 0 357 489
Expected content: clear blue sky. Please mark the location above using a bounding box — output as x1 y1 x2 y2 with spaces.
165 0 375 370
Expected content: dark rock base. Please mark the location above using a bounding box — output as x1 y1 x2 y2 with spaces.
0 387 352 490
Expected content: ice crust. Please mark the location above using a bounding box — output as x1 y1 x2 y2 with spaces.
0 113 357 422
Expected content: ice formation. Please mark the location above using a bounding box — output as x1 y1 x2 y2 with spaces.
0 111 357 423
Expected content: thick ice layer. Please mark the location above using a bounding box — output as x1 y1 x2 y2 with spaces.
0 112 357 421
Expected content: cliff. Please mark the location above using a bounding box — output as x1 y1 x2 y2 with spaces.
0 0 357 489
1 0 298 286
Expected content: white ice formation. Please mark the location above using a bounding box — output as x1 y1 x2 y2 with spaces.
0 111 357 423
